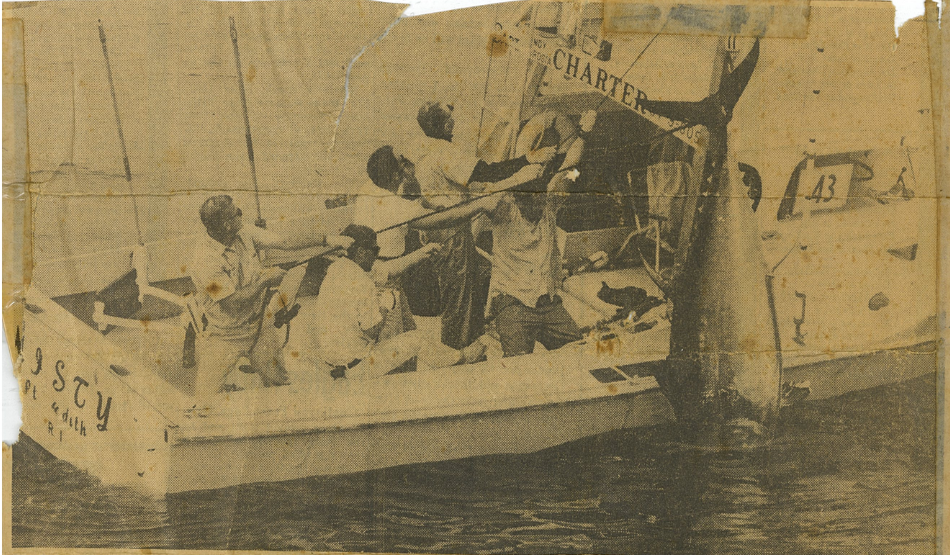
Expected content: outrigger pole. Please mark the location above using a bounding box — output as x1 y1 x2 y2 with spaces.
229 16 266 229
95 21 190 328
99 21 143 246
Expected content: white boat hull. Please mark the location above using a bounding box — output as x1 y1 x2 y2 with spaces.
19 280 936 496
167 388 674 494
19 285 679 496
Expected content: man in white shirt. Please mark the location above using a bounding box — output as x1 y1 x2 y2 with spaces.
353 146 428 260
190 195 352 397
403 101 553 350
313 225 485 380
410 110 597 357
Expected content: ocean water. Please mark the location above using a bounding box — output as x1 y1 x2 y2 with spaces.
12 372 936 554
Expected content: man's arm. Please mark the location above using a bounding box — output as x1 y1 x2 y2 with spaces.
358 287 387 343
549 110 596 201
469 156 531 184
410 162 543 230
475 163 546 194
218 266 286 307
251 225 352 251
409 192 504 230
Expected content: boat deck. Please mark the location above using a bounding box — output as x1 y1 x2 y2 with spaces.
47 265 671 414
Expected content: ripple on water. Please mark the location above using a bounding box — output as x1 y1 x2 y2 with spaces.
12 373 937 554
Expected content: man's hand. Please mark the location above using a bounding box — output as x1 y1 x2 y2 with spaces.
376 289 396 320
421 242 441 257
579 110 597 134
526 146 557 165
327 234 354 249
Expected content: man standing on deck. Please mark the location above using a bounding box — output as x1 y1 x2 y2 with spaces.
313 224 485 380
355 145 429 264
412 110 597 357
405 101 555 350
190 195 352 398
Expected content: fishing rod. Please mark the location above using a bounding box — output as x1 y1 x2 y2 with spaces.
375 188 508 235
99 21 144 246
229 16 266 229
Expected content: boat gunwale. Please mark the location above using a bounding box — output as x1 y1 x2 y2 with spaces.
22 288 187 424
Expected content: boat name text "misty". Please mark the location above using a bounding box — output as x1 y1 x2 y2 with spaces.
21 347 113 441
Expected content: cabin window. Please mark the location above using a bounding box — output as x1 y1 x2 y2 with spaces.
530 3 603 40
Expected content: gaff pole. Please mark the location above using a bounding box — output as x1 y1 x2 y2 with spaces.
229 16 266 229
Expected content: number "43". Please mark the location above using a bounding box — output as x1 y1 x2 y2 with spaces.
805 174 837 203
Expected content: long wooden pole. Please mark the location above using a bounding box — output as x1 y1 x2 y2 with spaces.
3 17 32 358
229 16 265 229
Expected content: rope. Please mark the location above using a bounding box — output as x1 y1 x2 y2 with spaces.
99 21 143 246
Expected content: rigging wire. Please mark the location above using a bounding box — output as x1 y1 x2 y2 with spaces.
593 21 668 113
99 20 144 246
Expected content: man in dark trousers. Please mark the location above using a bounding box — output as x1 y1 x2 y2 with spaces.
412 110 597 357
403 101 554 350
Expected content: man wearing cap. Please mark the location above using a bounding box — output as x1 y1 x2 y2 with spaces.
407 101 554 350
313 224 485 381
190 194 352 398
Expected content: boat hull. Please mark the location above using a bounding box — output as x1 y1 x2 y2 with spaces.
782 341 937 402
167 388 674 494
17 280 937 496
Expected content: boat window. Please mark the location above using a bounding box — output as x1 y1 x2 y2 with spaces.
738 162 762 212
531 3 603 38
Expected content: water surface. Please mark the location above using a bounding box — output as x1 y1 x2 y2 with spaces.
12 372 936 554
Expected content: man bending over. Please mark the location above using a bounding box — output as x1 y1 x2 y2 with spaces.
313 225 485 380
